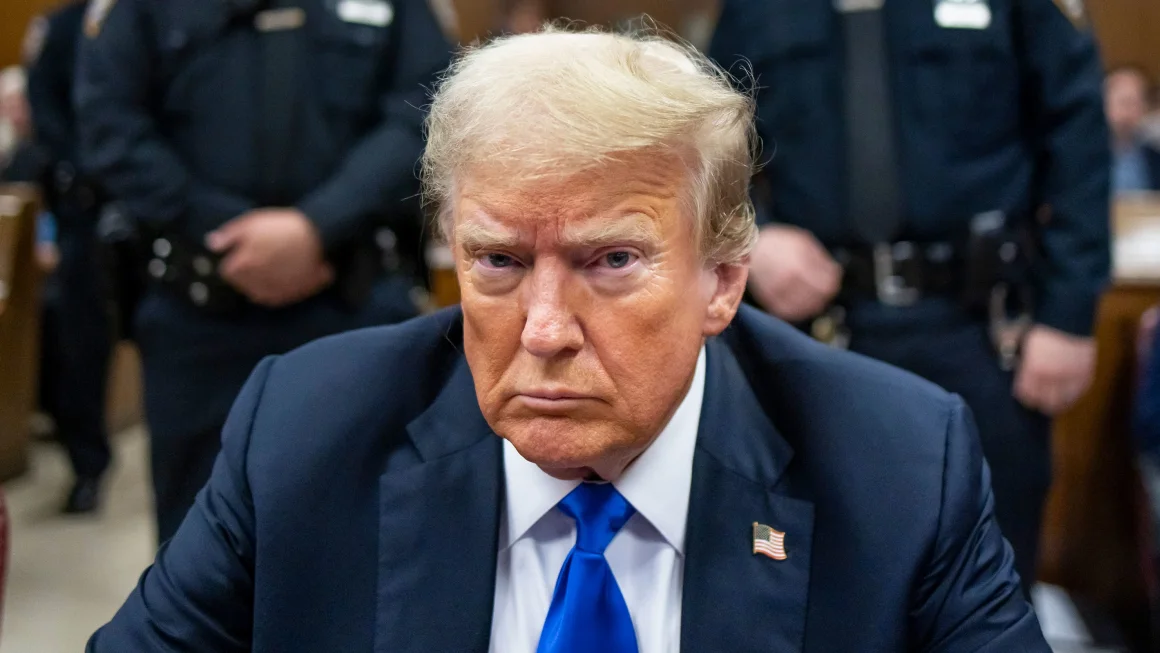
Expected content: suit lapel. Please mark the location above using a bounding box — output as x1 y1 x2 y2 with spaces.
374 356 503 653
681 339 815 653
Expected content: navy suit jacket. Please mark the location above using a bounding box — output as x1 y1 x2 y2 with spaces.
89 306 1049 652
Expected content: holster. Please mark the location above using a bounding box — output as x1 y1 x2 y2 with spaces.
960 210 1034 314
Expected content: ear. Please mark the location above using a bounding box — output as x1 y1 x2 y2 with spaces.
702 260 749 336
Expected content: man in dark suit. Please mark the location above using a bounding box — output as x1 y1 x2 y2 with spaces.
89 28 1049 651
1107 65 1160 193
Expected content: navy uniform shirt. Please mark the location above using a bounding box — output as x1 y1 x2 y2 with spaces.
711 0 1111 336
25 1 87 178
75 0 451 252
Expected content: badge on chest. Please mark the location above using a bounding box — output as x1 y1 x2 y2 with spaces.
335 0 394 27
934 0 993 30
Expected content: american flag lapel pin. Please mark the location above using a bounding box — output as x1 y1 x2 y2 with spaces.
752 522 787 561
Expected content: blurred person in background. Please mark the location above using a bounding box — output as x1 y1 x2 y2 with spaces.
76 0 452 542
505 0 548 33
711 0 1110 592
0 66 43 182
2 61 64 452
1140 84 1160 148
25 1 115 514
1106 65 1160 193
1134 307 1160 597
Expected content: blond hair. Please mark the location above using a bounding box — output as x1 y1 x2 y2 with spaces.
422 24 758 265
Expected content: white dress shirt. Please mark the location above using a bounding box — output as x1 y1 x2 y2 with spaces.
488 347 706 653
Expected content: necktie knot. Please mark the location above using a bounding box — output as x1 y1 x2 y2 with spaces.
558 483 635 554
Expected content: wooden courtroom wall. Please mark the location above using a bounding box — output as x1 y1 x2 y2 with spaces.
0 0 61 69
1089 2 1160 80
448 0 716 42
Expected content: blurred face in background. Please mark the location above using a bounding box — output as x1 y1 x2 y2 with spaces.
506 0 548 33
0 70 31 158
1106 69 1152 147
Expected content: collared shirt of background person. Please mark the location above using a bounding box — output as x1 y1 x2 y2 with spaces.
75 0 453 542
25 0 115 515
710 0 1110 592
89 28 1050 653
1106 65 1160 193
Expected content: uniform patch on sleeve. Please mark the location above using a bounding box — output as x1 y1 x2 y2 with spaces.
1052 0 1088 29
21 16 48 65
84 0 117 38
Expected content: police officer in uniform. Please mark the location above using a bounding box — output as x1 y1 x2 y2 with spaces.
76 0 452 542
711 0 1109 591
25 1 114 514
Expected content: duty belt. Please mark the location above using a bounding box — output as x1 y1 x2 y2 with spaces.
144 228 403 314
835 241 962 308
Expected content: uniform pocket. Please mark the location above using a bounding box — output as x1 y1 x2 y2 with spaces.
312 14 392 116
154 0 235 117
755 0 835 142
904 9 1019 153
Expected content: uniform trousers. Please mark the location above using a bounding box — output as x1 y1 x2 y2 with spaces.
54 226 113 481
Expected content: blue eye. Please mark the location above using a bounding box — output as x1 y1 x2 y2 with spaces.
486 253 515 268
605 252 633 269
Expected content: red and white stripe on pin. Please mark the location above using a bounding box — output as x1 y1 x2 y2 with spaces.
752 522 787 561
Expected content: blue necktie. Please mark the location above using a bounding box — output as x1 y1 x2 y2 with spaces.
536 483 639 653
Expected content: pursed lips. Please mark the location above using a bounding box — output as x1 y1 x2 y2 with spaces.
513 388 599 411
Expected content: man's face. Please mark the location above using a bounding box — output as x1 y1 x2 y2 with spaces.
1106 71 1151 143
0 90 30 141
453 152 747 480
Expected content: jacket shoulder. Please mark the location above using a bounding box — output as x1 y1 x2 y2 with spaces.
728 306 956 409
725 306 962 475
245 308 466 455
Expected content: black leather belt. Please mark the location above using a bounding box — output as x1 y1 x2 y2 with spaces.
835 242 962 307
144 229 401 314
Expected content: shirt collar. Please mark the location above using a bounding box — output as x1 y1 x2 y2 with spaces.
501 346 706 555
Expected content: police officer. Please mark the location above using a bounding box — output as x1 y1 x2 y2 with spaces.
76 0 452 542
711 0 1109 592
25 1 114 514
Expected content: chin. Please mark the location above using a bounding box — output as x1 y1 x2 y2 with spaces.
499 415 621 472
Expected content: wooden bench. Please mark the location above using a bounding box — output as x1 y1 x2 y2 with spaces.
1040 195 1160 648
0 184 43 482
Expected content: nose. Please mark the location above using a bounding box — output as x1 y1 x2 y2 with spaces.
521 261 584 358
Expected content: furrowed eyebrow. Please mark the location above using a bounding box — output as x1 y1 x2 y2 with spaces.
455 222 521 252
558 217 661 249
